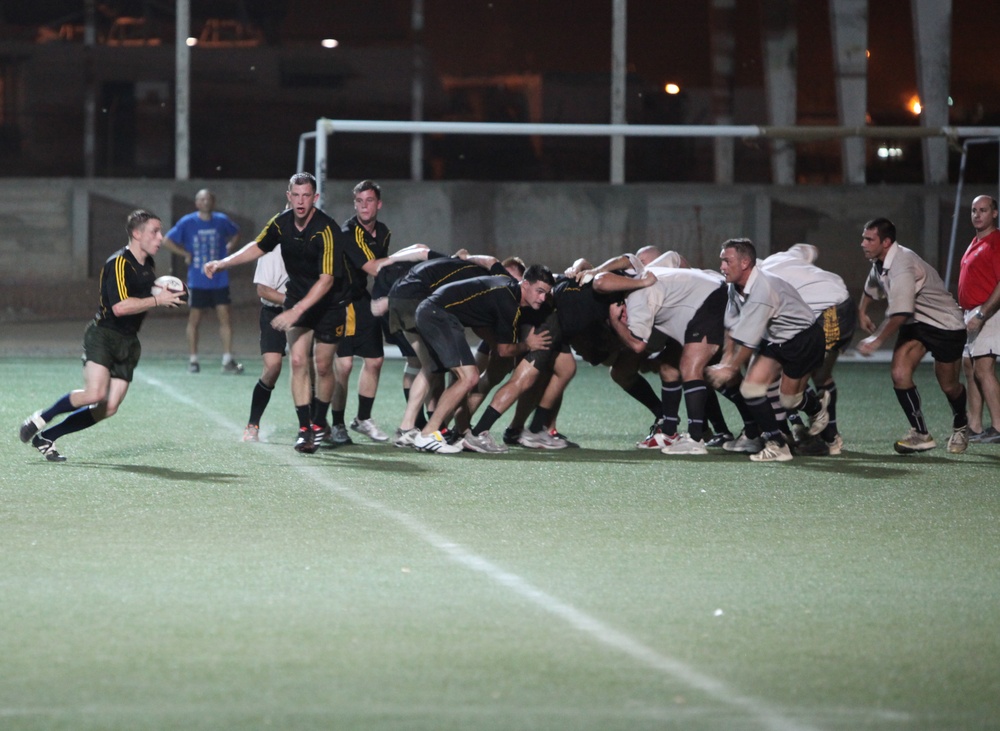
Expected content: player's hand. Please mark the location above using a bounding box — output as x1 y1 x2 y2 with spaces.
856 335 878 357
525 326 552 351
574 268 597 285
271 310 298 332
858 312 875 334
706 363 737 389
203 260 221 279
639 271 656 288
157 290 187 308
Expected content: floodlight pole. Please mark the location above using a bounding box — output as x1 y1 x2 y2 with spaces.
175 0 190 180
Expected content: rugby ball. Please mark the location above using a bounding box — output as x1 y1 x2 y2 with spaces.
151 275 186 297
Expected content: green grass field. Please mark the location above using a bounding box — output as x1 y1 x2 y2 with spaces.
3 355 999 731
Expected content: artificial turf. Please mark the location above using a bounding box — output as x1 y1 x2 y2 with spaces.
2 356 999 730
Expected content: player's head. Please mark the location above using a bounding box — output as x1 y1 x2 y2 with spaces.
861 218 895 262
971 195 999 234
126 209 163 256
353 179 381 200
502 256 526 279
288 172 317 193
195 189 215 213
353 180 382 224
519 264 555 309
635 245 662 266
287 173 320 222
788 243 818 264
719 238 756 286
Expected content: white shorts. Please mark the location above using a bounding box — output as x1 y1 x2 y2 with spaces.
965 309 1000 358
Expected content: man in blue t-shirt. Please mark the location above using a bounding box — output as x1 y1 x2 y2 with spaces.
164 189 242 374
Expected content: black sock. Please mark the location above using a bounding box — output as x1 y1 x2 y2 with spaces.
720 385 761 438
682 380 708 441
660 380 682 436
745 395 782 442
331 409 345 427
248 380 274 426
311 398 330 428
43 407 97 441
296 404 311 430
357 395 375 421
40 393 75 424
948 385 968 429
622 375 662 417
704 389 730 435
529 406 552 434
894 386 927 433
472 406 502 436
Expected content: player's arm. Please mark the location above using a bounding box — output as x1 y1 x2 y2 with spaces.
967 279 1000 336
573 254 631 284
256 283 285 307
161 236 191 264
225 231 240 254
857 312 908 356
204 241 265 278
593 270 656 294
857 291 877 334
706 334 752 388
367 243 431 275
495 327 551 358
608 302 647 354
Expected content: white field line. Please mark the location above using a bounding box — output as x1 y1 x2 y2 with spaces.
142 373 819 731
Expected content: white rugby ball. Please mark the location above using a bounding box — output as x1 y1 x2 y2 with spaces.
151 275 186 297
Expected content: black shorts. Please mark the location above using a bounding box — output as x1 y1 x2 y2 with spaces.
286 297 355 345
898 321 965 363
337 297 385 359
188 286 231 309
822 298 858 353
758 319 825 379
387 296 421 336
684 285 727 345
83 321 141 381
382 318 417 358
259 305 287 356
522 309 569 370
415 301 476 371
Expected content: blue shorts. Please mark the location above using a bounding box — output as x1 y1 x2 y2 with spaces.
188 287 231 309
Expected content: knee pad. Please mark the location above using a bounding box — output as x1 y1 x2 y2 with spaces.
739 381 769 400
779 391 804 411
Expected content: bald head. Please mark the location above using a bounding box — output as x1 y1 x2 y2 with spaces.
636 245 662 266
971 194 999 237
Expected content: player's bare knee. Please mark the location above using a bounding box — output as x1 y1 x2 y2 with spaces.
739 380 768 400
779 391 805 411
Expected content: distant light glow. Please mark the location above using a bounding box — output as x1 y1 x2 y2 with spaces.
908 95 922 115
664 83 680 95
186 37 197 46
321 38 339 48
877 146 904 159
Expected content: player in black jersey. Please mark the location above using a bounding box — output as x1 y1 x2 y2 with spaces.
411 266 555 454
204 173 345 454
326 180 429 445
19 210 186 462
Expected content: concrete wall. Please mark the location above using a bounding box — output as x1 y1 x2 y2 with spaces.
0 178 964 319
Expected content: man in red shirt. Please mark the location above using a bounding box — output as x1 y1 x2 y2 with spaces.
958 194 1000 442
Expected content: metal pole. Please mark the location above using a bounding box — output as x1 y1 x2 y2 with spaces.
83 0 96 178
175 0 190 180
410 0 425 181
610 0 626 184
315 119 328 208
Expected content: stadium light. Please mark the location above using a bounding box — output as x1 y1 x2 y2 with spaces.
321 38 339 48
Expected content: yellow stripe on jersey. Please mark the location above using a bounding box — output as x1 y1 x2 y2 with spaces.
442 285 514 310
254 214 282 244
430 264 478 289
510 307 522 343
115 256 128 301
355 227 375 261
322 226 334 276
